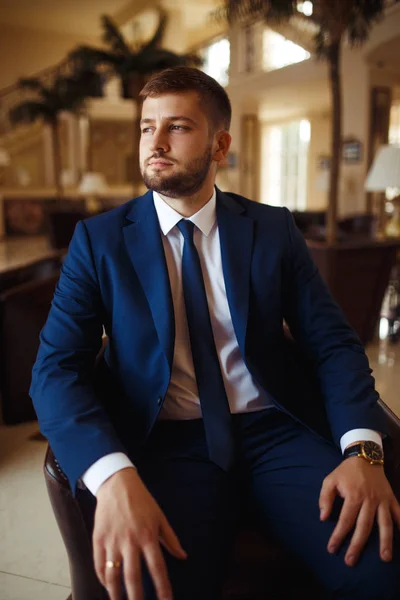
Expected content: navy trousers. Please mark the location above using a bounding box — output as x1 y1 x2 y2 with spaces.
131 408 400 599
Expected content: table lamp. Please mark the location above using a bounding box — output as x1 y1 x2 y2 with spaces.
365 145 400 238
78 172 108 213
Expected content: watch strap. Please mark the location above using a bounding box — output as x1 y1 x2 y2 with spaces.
343 443 363 459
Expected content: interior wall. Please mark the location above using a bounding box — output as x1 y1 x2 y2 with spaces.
0 23 100 89
90 120 134 185
3 137 45 188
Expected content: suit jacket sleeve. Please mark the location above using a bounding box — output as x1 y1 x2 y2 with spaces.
282 208 387 445
30 220 126 492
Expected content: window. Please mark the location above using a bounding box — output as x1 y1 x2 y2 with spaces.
389 102 400 146
263 29 310 72
297 1 313 16
260 119 310 210
200 37 230 87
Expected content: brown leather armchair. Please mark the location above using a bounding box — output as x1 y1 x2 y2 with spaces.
43 396 400 600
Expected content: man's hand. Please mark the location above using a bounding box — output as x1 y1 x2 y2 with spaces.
93 468 187 600
319 457 400 567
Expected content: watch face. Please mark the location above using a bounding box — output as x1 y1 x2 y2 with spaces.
363 441 384 461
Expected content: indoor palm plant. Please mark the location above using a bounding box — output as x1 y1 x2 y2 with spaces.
217 0 386 243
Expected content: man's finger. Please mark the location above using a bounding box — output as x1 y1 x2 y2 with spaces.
103 555 123 600
143 541 173 600
319 476 337 520
344 501 376 566
377 503 394 562
327 497 361 553
391 497 400 530
93 540 107 587
122 546 143 600
159 513 188 560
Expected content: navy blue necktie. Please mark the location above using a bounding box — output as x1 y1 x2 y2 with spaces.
177 219 234 471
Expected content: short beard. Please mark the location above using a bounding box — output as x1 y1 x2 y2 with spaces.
141 146 213 198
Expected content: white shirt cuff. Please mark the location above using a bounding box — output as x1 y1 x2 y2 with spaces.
340 429 382 454
81 452 136 496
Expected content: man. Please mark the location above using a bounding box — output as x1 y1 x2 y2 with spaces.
31 67 400 600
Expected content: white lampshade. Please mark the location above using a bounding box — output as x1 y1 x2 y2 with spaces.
78 172 108 194
365 145 400 191
0 147 10 167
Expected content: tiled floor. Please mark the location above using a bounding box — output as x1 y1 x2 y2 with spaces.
0 334 399 600
0 423 71 600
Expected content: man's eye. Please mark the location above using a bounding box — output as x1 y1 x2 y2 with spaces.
142 127 153 134
171 125 187 131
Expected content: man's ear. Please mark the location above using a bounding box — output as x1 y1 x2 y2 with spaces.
213 131 232 164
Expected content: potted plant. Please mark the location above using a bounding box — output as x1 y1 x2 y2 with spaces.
69 10 202 187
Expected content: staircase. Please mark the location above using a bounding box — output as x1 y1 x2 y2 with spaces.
0 57 82 189
0 57 78 139
2 121 43 153
0 54 120 189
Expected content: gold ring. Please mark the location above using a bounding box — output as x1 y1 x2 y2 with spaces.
105 560 122 569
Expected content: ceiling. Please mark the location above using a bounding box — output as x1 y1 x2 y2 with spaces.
0 0 129 35
367 35 400 72
0 0 219 37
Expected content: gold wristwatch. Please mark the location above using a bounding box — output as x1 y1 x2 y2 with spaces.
343 441 384 466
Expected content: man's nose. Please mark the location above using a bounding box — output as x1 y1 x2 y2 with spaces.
149 129 170 153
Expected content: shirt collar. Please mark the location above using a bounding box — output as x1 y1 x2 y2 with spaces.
153 188 216 237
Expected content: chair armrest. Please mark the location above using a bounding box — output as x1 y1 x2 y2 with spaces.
44 446 107 600
44 446 70 487
378 399 400 501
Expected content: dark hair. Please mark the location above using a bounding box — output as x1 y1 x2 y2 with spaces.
139 66 231 132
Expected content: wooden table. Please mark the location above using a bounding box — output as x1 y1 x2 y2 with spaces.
307 237 400 345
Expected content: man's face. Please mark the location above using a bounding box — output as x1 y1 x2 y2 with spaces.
139 91 215 198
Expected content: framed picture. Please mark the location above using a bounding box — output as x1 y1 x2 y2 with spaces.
317 155 331 170
342 138 363 164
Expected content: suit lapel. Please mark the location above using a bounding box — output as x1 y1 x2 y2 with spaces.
216 189 254 358
123 192 175 369
121 189 253 367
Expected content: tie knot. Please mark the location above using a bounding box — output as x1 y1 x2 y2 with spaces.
177 219 195 241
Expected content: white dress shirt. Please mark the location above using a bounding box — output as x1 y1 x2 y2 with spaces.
82 190 381 495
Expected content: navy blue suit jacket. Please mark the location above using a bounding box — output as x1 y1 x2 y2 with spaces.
30 189 386 491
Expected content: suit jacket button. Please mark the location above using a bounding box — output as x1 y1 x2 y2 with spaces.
157 397 162 405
